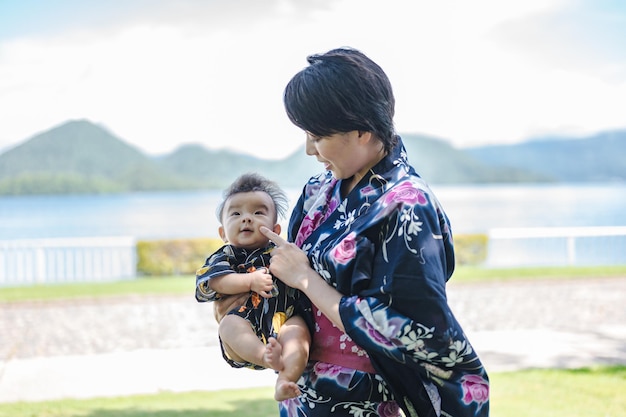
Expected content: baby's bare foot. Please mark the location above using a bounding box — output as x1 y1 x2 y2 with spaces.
264 337 284 371
275 378 301 401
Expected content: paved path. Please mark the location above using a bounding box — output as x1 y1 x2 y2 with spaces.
1 277 625 403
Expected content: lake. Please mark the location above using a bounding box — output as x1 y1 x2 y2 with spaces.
1 183 625 241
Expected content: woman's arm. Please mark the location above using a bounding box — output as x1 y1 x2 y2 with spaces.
296 266 345 331
260 226 345 330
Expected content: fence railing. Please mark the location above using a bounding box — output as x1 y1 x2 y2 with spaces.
0 236 136 287
1 227 625 286
486 226 626 267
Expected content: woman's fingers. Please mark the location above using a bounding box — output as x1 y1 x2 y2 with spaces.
260 226 287 246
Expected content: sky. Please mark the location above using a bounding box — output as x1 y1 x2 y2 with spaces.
0 0 625 160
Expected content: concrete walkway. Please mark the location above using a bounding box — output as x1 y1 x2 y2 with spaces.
0 346 277 402
1 277 625 403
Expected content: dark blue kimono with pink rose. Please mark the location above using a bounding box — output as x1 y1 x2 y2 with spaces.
279 137 489 417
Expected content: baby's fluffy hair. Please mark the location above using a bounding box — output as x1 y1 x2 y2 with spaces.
216 173 288 222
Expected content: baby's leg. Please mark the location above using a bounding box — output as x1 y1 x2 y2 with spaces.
219 314 267 368
271 316 311 401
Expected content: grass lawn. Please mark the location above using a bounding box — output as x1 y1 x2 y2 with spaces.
0 366 624 417
451 264 626 283
1 265 624 416
0 275 194 302
492 365 626 417
1 265 625 303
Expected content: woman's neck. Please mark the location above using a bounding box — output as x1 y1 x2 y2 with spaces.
340 146 387 198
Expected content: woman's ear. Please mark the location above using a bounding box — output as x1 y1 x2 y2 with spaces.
357 130 373 143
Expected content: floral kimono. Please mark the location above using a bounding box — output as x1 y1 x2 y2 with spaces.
280 137 489 417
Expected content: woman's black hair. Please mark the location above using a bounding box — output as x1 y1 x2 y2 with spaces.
284 47 398 153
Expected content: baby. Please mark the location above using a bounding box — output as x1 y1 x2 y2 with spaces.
195 173 311 401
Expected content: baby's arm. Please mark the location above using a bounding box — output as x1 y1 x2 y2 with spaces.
210 268 275 298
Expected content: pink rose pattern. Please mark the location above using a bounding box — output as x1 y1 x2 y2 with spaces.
314 362 355 388
377 401 401 417
295 213 322 247
314 362 344 378
461 374 490 409
383 180 428 206
354 316 394 347
360 184 377 197
295 180 339 247
330 232 357 264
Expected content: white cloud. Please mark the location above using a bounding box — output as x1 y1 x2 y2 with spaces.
0 0 624 158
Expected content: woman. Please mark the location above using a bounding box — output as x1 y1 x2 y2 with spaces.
261 47 489 417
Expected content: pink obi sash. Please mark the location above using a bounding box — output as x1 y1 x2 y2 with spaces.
309 305 376 374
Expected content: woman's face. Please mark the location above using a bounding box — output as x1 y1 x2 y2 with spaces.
305 130 384 183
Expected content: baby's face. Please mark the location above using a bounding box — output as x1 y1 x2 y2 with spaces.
219 191 277 250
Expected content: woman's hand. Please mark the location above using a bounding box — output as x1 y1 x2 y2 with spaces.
260 226 312 291
260 226 346 331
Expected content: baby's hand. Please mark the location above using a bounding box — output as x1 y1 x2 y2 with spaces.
249 267 274 298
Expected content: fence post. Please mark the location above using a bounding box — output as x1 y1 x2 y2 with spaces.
566 236 576 266
35 247 46 284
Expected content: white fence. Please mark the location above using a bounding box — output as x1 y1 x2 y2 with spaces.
0 237 137 287
1 227 624 286
486 226 626 267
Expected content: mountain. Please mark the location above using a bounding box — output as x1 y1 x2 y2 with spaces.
0 119 622 195
0 120 194 194
466 130 626 182
154 143 318 190
398 133 550 183
158 144 267 188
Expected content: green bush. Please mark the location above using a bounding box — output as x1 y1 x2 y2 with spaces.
136 233 488 276
136 238 224 276
454 233 488 265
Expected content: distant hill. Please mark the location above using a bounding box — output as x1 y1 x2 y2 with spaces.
153 142 319 190
466 130 626 182
399 133 550 184
158 143 267 188
0 120 194 194
0 119 622 195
